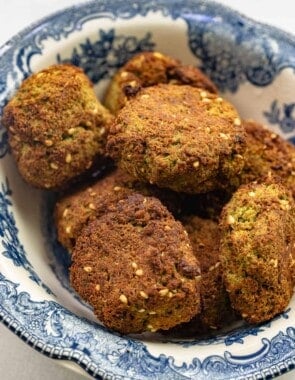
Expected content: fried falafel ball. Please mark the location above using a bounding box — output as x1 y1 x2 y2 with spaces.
183 216 233 330
219 180 295 324
55 167 185 252
107 84 246 194
70 193 201 334
2 64 113 190
240 120 295 197
103 51 218 114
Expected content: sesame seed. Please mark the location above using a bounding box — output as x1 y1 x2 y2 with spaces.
65 153 72 163
202 98 211 103
216 97 223 102
83 266 92 273
129 80 137 87
131 262 138 269
227 215 235 225
193 161 200 169
89 191 97 196
120 71 129 79
205 127 211 133
149 311 157 315
200 90 207 98
138 309 146 313
270 133 277 139
291 171 295 176
168 291 174 298
184 230 188 236
143 198 147 204
65 226 72 234
62 208 69 218
147 324 155 332
219 133 229 140
50 163 58 170
45 139 53 147
119 294 128 304
208 265 216 272
99 127 105 136
113 186 121 192
159 288 169 297
153 52 164 59
135 269 143 276
88 203 96 210
234 118 241 126
164 225 171 231
195 275 202 281
68 128 76 135
248 191 256 197
95 284 100 291
269 259 278 268
242 313 248 318
139 291 149 299
141 94 150 100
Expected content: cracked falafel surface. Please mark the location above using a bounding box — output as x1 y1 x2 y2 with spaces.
3 64 113 190
107 83 246 193
219 180 295 324
103 51 217 114
70 193 201 334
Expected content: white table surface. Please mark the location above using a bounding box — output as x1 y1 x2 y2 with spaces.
0 1 294 379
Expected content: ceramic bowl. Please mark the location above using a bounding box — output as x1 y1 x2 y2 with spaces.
0 1 295 379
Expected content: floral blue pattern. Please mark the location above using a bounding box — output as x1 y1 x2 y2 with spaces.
0 272 295 379
57 29 155 84
0 0 295 378
264 100 295 137
0 179 51 293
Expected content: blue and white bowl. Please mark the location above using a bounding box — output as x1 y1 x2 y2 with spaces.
0 1 295 379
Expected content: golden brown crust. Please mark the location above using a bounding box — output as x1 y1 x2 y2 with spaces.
219 180 295 324
107 84 246 193
3 64 113 190
241 120 295 197
70 193 201 334
54 167 186 252
103 51 217 113
183 216 233 330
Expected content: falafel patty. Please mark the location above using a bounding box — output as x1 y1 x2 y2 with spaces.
3 64 113 190
103 51 217 114
107 84 246 194
219 180 295 324
241 120 295 197
70 193 201 334
183 215 233 330
54 167 185 252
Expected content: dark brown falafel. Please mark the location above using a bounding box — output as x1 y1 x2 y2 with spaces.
103 51 217 113
70 193 201 334
107 84 246 194
3 64 113 190
183 215 233 330
240 119 295 197
219 180 295 324
54 167 185 252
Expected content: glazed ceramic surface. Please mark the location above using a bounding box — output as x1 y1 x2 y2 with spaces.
0 1 295 379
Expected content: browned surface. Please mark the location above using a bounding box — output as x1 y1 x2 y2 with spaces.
3 64 113 190
240 119 295 197
183 215 233 330
107 84 245 193
103 51 217 113
54 167 186 252
219 180 295 324
70 193 201 334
